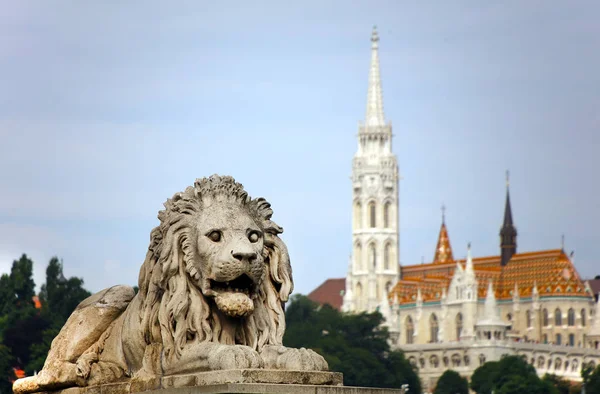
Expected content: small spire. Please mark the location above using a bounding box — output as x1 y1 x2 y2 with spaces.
561 234 565 251
371 25 379 46
441 204 446 224
433 211 454 264
506 170 510 187
500 171 517 266
465 243 475 279
365 26 385 127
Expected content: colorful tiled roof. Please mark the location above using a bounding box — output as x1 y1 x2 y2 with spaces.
390 249 590 305
433 220 454 264
307 278 345 310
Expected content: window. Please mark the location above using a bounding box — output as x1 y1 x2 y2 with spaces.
526 310 532 328
354 243 362 270
384 243 391 270
353 201 362 229
582 309 587 326
456 313 463 340
368 201 376 228
543 334 548 344
556 333 562 345
543 309 549 326
430 314 439 343
555 308 563 326
568 308 575 326
569 334 575 346
406 316 414 344
383 202 391 228
368 243 376 271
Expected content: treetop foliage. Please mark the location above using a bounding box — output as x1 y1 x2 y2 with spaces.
0 254 91 394
283 294 421 392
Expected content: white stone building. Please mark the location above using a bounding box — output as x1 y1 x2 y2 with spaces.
308 26 600 393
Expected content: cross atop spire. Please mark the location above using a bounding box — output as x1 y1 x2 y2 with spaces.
441 204 446 224
365 26 386 127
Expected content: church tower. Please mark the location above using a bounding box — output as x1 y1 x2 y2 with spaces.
342 27 400 314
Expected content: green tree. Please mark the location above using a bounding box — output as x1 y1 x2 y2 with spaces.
585 364 600 394
283 295 421 392
0 321 14 394
470 360 499 394
471 355 556 394
542 374 570 394
433 370 468 394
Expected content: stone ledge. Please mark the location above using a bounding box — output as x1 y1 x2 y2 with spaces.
133 383 403 394
33 370 346 394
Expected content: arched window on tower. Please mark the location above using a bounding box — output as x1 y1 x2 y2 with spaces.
354 243 362 271
555 308 563 326
543 309 549 326
582 309 587 326
568 308 575 326
406 316 414 344
353 201 362 229
456 313 463 340
384 243 392 270
526 310 532 328
355 282 363 310
368 243 376 271
383 202 391 228
369 201 376 228
430 314 439 343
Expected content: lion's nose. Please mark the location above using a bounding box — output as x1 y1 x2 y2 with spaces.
231 250 257 263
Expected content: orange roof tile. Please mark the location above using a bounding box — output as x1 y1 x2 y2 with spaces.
390 249 590 305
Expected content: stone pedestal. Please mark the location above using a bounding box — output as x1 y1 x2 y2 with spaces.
26 370 400 394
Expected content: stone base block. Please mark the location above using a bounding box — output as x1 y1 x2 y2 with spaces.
32 370 386 394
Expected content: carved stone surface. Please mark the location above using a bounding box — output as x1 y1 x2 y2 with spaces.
14 176 329 394
20 371 401 394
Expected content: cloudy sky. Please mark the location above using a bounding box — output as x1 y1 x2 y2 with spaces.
1 1 599 296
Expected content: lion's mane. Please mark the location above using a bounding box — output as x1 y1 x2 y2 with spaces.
136 175 293 359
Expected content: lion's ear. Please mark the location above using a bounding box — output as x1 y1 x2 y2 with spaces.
265 234 293 302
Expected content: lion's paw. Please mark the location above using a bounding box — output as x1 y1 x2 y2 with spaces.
261 346 328 371
208 345 263 370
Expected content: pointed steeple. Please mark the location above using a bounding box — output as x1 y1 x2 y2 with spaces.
365 26 385 127
433 205 454 264
500 171 517 266
465 243 475 280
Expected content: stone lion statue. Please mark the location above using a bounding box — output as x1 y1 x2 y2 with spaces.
14 175 327 394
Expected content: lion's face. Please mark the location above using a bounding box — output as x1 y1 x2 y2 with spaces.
189 197 265 318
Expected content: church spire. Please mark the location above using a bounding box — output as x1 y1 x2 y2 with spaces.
365 26 385 127
500 171 517 266
433 205 454 264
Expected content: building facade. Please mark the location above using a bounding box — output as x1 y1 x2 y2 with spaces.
309 27 600 393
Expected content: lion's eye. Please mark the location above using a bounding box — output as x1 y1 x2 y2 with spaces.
207 231 222 242
248 231 260 243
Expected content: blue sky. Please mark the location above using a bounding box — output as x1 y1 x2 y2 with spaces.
1 1 599 296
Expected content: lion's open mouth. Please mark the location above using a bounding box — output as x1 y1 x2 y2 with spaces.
208 274 256 318
209 274 255 295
